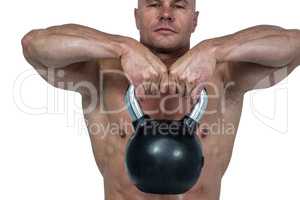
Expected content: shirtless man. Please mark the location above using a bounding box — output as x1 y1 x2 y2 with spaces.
21 0 300 199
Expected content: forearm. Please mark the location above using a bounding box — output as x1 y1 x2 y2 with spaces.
210 25 300 67
21 23 130 68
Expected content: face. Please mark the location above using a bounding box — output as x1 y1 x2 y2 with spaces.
135 0 199 53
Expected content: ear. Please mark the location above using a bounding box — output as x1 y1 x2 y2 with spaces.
134 8 141 30
191 11 199 33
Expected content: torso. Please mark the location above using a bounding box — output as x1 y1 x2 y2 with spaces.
82 58 244 200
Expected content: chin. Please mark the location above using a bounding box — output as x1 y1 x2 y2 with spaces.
153 46 177 53
151 41 181 52
141 35 184 53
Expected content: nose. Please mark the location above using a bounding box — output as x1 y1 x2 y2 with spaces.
159 6 175 22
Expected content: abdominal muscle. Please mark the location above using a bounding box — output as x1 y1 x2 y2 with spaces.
81 60 244 200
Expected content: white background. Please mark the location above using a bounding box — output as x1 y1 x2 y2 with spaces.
1 0 300 199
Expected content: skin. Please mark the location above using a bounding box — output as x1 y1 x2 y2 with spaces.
21 0 300 199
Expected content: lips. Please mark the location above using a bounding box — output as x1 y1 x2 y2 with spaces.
154 26 177 33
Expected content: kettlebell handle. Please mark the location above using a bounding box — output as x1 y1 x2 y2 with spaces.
125 84 208 123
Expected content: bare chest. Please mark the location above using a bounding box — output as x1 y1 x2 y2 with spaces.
82 60 244 200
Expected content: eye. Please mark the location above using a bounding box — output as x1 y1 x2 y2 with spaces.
148 3 161 7
174 4 185 9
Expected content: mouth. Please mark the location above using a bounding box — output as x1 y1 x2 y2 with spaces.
154 27 177 34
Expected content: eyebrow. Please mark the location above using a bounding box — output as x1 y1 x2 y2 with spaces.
145 0 160 3
145 0 189 4
174 0 188 4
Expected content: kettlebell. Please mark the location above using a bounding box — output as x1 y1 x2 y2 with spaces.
124 84 208 195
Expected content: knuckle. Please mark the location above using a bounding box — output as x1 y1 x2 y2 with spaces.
179 74 186 81
170 70 177 76
187 78 194 84
152 72 159 79
143 73 151 80
159 66 167 73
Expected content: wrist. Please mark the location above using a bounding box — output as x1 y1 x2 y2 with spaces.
100 34 127 58
110 36 138 57
91 34 136 60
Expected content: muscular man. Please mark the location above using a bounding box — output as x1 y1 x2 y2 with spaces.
21 0 300 199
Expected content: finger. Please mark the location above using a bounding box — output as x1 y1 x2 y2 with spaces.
175 77 185 96
145 64 161 96
135 83 145 100
185 81 194 97
150 77 160 96
143 80 152 96
184 78 196 105
142 68 154 93
177 78 186 97
149 81 155 96
177 68 189 97
168 75 177 95
174 62 191 83
160 72 169 94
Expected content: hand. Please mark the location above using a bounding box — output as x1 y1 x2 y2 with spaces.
120 38 168 97
169 40 217 102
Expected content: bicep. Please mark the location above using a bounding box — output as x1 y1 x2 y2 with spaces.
225 61 298 94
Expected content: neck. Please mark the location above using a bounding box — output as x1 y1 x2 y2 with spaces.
142 44 190 67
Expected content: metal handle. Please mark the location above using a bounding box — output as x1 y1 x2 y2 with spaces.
125 85 144 121
188 88 208 122
125 84 208 123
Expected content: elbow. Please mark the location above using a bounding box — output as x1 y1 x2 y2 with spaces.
21 31 32 49
21 29 44 54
